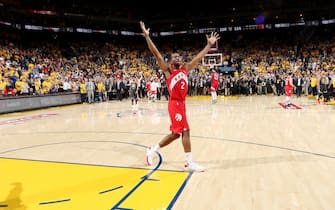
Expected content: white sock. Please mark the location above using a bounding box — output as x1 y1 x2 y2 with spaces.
152 144 160 152
185 152 192 163
285 96 290 105
211 92 217 100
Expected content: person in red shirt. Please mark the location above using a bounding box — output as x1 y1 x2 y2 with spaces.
140 21 220 172
210 67 219 103
284 72 294 107
145 78 151 99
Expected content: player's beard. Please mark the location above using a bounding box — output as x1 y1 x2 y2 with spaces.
173 63 180 69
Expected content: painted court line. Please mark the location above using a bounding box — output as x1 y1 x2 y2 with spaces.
0 114 58 125
99 186 123 194
39 198 71 205
278 103 302 110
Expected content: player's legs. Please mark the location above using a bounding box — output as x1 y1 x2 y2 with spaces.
211 87 217 103
285 96 291 106
285 87 292 106
147 100 184 166
181 129 205 172
182 130 205 172
181 129 191 153
211 91 217 103
130 90 136 105
146 132 180 166
159 132 181 148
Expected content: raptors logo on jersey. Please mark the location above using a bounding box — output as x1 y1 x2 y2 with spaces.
175 113 182 121
166 67 188 101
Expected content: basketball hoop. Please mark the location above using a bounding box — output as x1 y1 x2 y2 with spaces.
202 53 223 67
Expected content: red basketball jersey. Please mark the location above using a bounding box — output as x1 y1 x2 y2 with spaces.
211 72 219 88
166 67 188 101
285 76 293 96
285 76 293 88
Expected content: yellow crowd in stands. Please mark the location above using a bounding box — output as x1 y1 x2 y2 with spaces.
0 38 334 97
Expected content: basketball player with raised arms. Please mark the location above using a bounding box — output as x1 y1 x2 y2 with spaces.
140 21 220 172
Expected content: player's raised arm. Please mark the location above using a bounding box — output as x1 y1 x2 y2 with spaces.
185 31 220 71
140 21 169 72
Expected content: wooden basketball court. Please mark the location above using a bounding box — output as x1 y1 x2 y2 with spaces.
1 95 334 210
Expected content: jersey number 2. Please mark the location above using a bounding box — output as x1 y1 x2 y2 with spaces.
181 81 185 89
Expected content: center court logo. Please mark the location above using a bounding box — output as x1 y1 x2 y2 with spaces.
175 113 182 121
